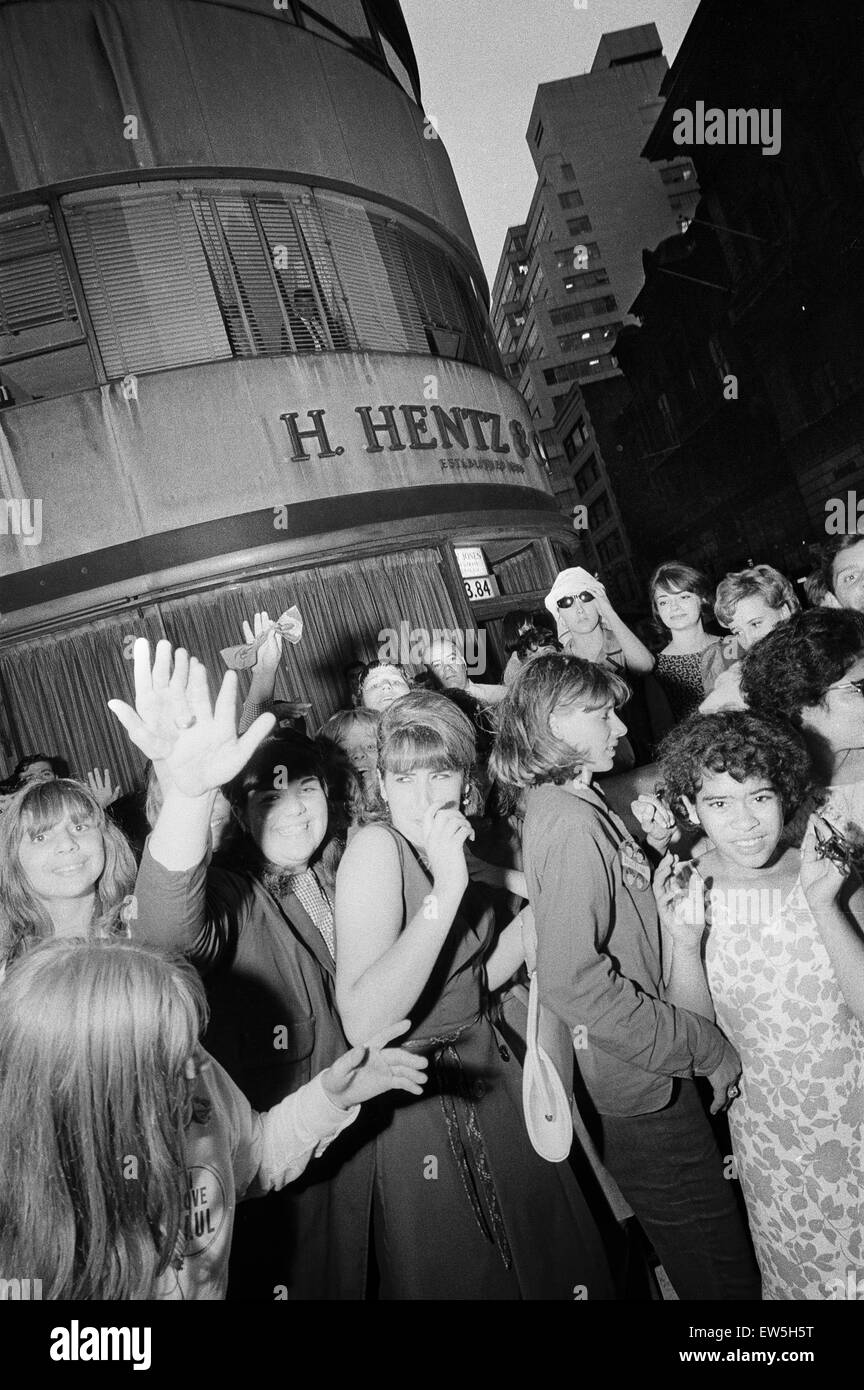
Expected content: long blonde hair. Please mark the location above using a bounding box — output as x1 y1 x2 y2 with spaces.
0 779 137 966
0 937 207 1299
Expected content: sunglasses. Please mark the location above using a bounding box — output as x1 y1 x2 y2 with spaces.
557 592 595 609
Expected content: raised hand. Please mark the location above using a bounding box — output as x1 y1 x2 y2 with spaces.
653 851 706 944
631 793 676 853
321 1020 428 1107
579 575 616 623
800 813 855 912
108 638 275 797
85 767 121 809
242 610 283 678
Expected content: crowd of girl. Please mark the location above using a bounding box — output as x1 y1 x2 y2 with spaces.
1 551 862 1302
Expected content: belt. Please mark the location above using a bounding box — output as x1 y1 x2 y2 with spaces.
408 1016 513 1270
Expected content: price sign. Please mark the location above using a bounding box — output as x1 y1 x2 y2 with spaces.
464 574 500 602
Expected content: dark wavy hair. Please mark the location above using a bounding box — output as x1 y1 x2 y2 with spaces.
658 711 812 822
13 752 69 782
491 653 630 788
221 731 346 895
740 608 864 727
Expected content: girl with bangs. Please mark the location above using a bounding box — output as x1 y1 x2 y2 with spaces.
649 561 723 725
0 777 137 971
0 937 425 1300
491 654 761 1301
334 689 615 1300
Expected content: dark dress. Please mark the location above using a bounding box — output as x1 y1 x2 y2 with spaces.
363 824 616 1300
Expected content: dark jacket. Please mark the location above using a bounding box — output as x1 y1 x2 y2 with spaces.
133 844 375 1299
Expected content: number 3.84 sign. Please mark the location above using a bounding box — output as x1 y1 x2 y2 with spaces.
464 575 499 601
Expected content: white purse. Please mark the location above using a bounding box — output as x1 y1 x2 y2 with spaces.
522 971 574 1162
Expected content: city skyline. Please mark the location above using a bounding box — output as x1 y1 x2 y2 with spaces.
400 0 700 284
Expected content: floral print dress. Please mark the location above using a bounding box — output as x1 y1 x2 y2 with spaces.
703 878 864 1299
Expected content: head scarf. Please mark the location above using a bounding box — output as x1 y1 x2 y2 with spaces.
544 567 598 641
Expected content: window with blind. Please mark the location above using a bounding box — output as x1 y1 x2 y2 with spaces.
57 184 497 387
0 206 95 406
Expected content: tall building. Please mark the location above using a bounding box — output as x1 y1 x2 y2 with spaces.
489 23 699 605
0 0 565 779
620 0 864 577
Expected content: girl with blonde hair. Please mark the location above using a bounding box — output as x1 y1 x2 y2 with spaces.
0 936 425 1299
0 778 137 970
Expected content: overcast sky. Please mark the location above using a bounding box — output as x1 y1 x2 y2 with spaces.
399 0 701 286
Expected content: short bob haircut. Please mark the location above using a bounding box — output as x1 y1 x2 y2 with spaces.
649 561 713 630
741 608 864 728
714 564 799 630
658 710 812 823
0 779 137 965
491 653 630 788
378 690 476 777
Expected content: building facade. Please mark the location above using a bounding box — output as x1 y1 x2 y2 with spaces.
626 0 864 577
489 23 699 606
0 0 565 779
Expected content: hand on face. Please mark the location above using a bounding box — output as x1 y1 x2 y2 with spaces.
422 800 473 897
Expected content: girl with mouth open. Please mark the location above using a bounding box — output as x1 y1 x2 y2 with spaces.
656 709 864 1300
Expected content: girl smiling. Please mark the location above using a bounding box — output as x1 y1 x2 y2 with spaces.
657 710 864 1299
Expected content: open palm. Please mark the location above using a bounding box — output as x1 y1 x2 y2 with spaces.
108 638 275 797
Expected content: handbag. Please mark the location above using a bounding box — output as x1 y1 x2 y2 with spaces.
522 970 574 1162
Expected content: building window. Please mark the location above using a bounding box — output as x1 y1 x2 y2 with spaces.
561 162 576 182
0 205 96 406
597 535 622 564
661 163 695 185
548 295 617 327
534 120 544 148
377 32 420 101
526 261 545 306
299 1 374 47
558 190 584 210
3 182 496 403
565 216 592 235
563 417 588 463
534 208 549 244
574 453 600 492
591 491 611 525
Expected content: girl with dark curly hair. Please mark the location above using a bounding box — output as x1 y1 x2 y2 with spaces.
741 608 864 868
656 710 864 1300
